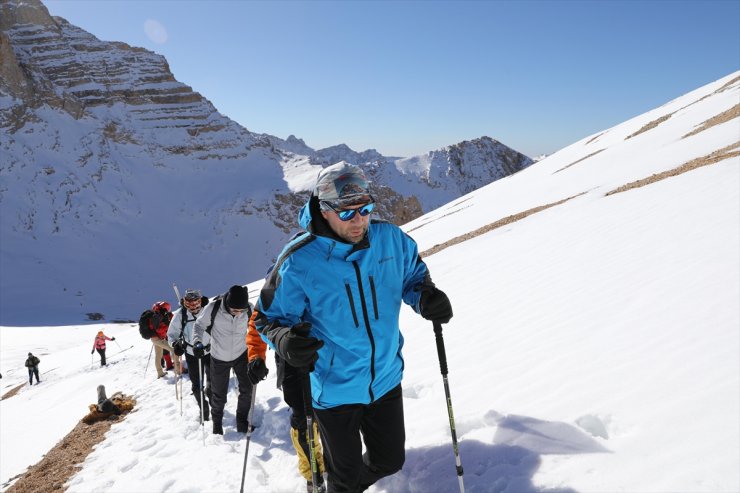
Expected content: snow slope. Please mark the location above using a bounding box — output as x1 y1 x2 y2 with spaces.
0 72 738 492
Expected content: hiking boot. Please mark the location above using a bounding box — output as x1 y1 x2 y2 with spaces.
212 421 223 435
236 411 250 433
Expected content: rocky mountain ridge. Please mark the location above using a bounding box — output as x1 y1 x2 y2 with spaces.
0 0 533 325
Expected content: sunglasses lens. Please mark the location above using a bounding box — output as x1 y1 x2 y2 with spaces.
337 209 357 221
337 203 375 221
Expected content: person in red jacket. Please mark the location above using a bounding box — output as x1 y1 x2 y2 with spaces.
91 330 115 366
149 302 180 378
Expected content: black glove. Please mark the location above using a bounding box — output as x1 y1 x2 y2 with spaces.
193 342 206 359
419 287 453 323
276 322 323 369
172 338 186 356
111 337 116 341
247 358 269 385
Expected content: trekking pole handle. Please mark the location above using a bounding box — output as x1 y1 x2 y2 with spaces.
433 321 448 376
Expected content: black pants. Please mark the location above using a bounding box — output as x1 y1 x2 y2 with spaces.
96 348 107 366
314 384 405 493
28 366 40 384
278 355 309 431
185 352 211 411
209 351 252 426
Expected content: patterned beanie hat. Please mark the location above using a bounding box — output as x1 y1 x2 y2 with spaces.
315 161 370 207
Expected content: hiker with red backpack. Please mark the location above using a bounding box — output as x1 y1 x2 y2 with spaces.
139 301 181 379
91 330 115 366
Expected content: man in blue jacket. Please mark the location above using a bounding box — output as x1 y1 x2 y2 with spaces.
256 161 453 493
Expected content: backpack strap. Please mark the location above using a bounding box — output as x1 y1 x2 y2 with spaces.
206 297 222 335
179 306 188 337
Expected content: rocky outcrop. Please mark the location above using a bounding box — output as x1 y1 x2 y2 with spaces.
0 0 256 158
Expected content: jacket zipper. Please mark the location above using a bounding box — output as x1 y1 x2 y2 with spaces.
344 283 359 327
352 261 376 402
369 276 379 320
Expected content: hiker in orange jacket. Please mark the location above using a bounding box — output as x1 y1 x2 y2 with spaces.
91 331 115 366
246 309 326 492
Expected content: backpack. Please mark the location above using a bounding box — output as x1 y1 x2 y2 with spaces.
138 310 158 339
138 301 172 340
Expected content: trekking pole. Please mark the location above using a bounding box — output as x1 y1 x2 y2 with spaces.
172 283 184 414
433 321 465 493
144 345 153 377
199 358 206 446
239 382 258 493
178 355 183 416
301 370 320 493
90 353 94 369
114 340 123 351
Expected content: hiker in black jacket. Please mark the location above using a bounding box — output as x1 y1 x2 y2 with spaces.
25 352 40 385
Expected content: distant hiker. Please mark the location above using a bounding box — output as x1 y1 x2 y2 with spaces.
91 330 115 366
168 288 212 420
139 301 181 378
192 285 253 436
25 352 41 385
255 162 453 492
248 307 326 492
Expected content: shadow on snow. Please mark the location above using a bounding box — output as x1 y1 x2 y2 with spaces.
376 413 609 493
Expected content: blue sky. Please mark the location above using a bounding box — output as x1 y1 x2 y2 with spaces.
44 0 739 158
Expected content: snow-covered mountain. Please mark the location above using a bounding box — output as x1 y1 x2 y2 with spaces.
1 71 737 493
0 0 532 326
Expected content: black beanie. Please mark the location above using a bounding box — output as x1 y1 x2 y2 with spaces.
225 285 249 310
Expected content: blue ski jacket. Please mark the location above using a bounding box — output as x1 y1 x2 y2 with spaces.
256 196 430 409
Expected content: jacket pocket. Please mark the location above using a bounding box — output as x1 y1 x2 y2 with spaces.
315 345 335 407
345 283 359 327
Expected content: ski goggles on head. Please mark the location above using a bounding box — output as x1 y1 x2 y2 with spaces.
184 290 201 302
320 200 375 221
